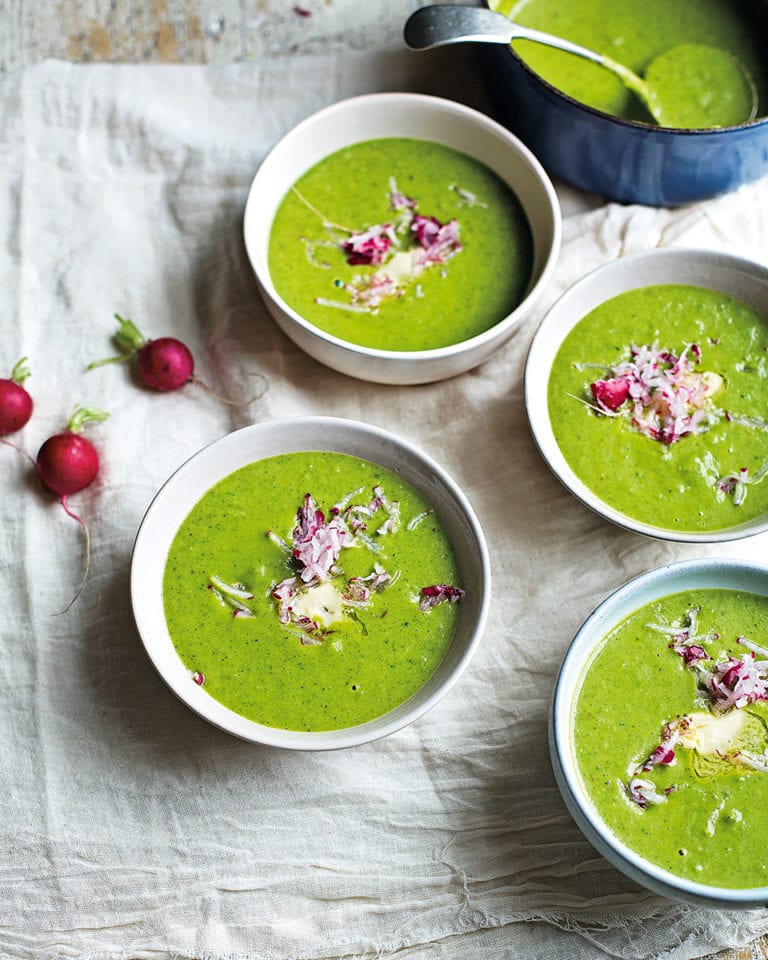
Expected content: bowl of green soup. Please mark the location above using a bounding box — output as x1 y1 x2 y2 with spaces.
482 0 768 205
244 92 561 385
131 417 490 749
552 557 768 906
526 248 768 541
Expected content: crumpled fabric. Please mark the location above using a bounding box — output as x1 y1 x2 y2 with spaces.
2 49 768 960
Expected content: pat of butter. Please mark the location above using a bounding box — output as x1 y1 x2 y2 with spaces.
379 249 421 286
701 371 724 396
292 581 345 629
678 710 747 755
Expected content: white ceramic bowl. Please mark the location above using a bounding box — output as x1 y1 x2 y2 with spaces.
550 557 768 908
131 417 490 750
525 247 768 542
243 92 561 385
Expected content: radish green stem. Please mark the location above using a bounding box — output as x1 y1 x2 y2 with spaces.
11 357 31 384
65 407 109 433
87 314 147 369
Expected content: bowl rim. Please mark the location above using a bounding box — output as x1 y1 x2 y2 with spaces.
550 556 768 907
130 415 491 750
243 90 561 363
481 1 768 134
524 246 768 543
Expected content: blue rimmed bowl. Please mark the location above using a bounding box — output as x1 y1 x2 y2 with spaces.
551 557 768 907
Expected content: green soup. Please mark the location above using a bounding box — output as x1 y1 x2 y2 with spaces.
489 0 766 127
163 452 463 732
574 588 768 888
547 284 768 532
268 138 533 351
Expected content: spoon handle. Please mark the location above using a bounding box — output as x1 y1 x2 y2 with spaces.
511 25 606 67
404 5 663 124
404 4 606 68
404 5 515 48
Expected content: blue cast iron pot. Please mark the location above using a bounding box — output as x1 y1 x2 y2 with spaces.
481 2 768 206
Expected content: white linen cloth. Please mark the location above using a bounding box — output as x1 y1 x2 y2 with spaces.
2 48 768 960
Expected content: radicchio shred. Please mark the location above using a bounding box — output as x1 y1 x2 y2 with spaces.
206 484 464 649
419 584 466 611
267 487 461 641
624 609 768 809
587 342 719 445
297 177 466 313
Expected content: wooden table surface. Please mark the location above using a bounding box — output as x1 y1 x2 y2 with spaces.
2 2 767 958
1 0 426 72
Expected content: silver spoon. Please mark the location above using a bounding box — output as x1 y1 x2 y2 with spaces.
404 4 758 128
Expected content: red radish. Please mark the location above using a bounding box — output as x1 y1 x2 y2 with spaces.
88 314 266 403
88 315 193 392
0 358 33 435
136 336 194 391
37 407 109 613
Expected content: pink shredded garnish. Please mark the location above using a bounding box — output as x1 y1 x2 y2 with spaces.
389 182 417 211
293 493 325 543
191 671 204 686
737 635 768 659
412 215 462 265
291 493 350 583
639 718 687 772
209 575 254 601
642 744 676 769
344 563 394 608
232 607 255 620
717 467 750 505
301 175 465 314
372 484 400 535
627 778 669 809
272 577 299 624
208 576 255 618
278 485 400 587
267 529 290 553
707 459 768 507
709 653 768 713
293 519 349 583
657 612 768 712
587 342 718 445
264 488 427 642
343 580 371 607
342 224 395 266
300 633 323 646
419 584 465 611
271 577 324 640
340 272 403 311
590 376 630 412
670 641 709 666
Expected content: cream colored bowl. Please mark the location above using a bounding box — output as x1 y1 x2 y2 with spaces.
551 557 768 907
131 417 491 749
244 92 561 385
525 248 768 542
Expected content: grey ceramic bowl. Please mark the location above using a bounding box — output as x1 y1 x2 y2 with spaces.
481 1 768 206
244 92 561 385
131 417 491 750
525 247 768 542
550 557 768 907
